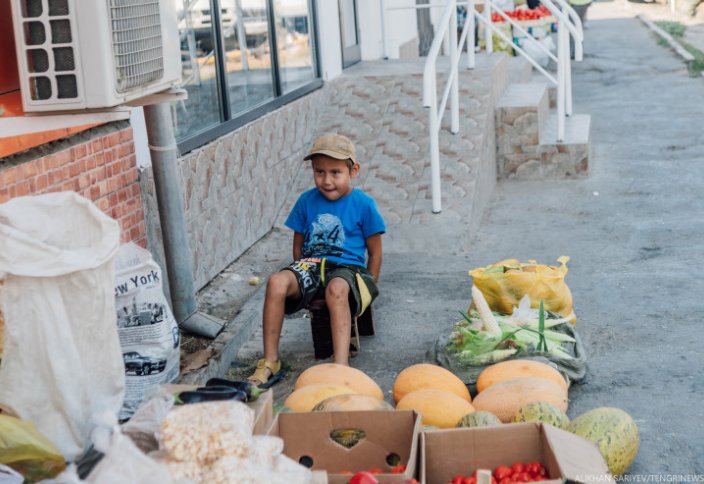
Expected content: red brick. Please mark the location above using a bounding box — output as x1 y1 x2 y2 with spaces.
106 132 121 147
119 127 133 143
16 181 30 197
0 188 9 203
90 186 100 200
94 152 106 167
54 149 73 166
8 185 17 198
47 169 62 186
109 192 118 207
36 174 48 191
107 176 121 193
72 143 87 160
96 197 110 213
0 168 19 186
86 156 97 170
105 148 115 165
117 142 134 159
129 225 141 242
92 139 104 154
22 162 38 179
62 181 75 192
125 170 138 184
117 188 128 203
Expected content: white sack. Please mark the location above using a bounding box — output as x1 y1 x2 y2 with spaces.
0 192 125 461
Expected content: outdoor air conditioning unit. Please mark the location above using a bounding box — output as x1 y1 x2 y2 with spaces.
10 0 182 112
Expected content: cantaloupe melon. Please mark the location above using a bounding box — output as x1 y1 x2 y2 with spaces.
313 394 394 412
568 407 639 476
393 363 471 403
471 376 568 423
513 401 570 429
284 384 356 412
476 359 568 393
396 389 475 428
295 363 384 400
456 411 502 428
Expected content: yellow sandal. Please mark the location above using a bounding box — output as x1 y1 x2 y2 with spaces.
248 358 286 389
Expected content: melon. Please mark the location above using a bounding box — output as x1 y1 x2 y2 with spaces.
456 411 502 428
568 407 640 476
396 389 475 429
476 359 568 393
471 376 568 423
512 401 570 429
284 384 356 412
393 363 471 403
313 394 394 412
295 363 384 400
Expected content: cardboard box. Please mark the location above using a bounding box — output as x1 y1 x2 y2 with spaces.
160 384 273 435
420 423 612 484
268 409 422 484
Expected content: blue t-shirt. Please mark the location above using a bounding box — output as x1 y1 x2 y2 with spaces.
284 188 386 267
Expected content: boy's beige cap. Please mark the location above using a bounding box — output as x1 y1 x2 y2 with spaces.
304 133 357 164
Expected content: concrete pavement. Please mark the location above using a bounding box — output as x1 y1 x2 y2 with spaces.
195 1 703 476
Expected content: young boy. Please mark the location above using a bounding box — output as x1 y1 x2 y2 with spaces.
248 133 386 387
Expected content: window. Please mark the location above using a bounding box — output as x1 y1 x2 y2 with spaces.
174 0 321 152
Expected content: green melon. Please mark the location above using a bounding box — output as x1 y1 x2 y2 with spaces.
456 411 502 428
512 402 570 429
567 407 639 476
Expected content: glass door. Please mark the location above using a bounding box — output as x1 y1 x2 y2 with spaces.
338 0 360 68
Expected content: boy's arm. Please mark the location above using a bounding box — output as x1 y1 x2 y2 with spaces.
365 233 383 282
292 232 304 261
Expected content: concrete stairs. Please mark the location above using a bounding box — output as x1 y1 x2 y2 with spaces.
497 57 591 179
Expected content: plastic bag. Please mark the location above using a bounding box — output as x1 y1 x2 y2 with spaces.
0 192 125 460
427 319 587 392
0 414 66 482
114 243 180 420
85 430 174 484
121 388 175 454
469 256 576 322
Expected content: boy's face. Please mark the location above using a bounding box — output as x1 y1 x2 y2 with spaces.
311 154 360 201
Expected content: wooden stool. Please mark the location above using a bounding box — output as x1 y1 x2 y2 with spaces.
308 298 376 359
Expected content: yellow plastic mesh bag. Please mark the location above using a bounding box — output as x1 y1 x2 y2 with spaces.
469 256 576 322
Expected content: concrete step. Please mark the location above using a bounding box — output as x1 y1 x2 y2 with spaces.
508 56 534 83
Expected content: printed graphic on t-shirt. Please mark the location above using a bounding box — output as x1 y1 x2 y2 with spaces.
304 213 345 258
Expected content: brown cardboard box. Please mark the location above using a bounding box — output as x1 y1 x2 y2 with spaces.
268 409 422 484
160 384 273 435
421 423 612 484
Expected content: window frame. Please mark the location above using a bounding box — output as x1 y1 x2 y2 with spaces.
176 0 323 154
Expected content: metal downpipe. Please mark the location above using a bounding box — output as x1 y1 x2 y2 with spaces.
143 103 225 338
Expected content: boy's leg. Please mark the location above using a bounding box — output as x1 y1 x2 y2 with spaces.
325 277 352 365
260 270 300 374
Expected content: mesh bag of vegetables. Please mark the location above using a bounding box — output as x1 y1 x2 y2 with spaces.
427 294 587 393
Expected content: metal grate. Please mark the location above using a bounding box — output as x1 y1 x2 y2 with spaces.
108 0 165 93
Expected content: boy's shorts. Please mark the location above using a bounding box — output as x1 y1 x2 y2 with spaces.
283 258 379 316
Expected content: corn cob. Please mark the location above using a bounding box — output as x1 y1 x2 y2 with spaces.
471 285 502 336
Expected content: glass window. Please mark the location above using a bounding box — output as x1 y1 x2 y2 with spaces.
172 0 320 148
174 0 222 139
222 0 275 116
273 0 315 94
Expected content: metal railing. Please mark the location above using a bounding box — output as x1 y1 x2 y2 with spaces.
382 0 582 213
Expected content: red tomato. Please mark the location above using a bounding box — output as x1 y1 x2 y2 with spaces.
494 467 512 481
391 464 407 474
452 476 465 484
464 477 477 484
499 478 513 484
511 462 525 475
349 471 380 484
518 472 533 482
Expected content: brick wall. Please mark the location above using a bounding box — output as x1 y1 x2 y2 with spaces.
0 123 146 246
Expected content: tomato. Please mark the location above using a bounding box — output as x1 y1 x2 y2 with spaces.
499 478 513 484
349 471 380 484
464 477 477 484
518 472 534 482
391 464 407 474
494 466 512 481
510 462 524 475
452 476 466 484
367 468 383 474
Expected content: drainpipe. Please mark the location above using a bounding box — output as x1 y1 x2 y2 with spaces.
142 103 225 338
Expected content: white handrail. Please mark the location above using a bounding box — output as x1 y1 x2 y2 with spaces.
386 0 584 211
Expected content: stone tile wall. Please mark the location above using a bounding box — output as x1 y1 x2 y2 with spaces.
141 87 333 290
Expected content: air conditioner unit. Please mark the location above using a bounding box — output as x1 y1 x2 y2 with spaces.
10 0 182 112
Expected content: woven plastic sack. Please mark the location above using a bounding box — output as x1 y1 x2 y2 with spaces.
469 256 576 322
427 320 587 394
